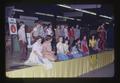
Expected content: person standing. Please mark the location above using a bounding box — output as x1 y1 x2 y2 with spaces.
31 20 45 43
97 23 107 51
68 26 75 46
74 25 80 40
46 24 53 36
55 25 61 42
64 25 69 39
18 21 27 60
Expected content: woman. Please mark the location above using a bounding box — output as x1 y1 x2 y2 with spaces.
71 39 83 58
24 36 51 66
42 35 57 61
97 23 107 51
89 35 98 54
68 26 75 46
81 35 89 56
57 36 69 61
55 25 61 42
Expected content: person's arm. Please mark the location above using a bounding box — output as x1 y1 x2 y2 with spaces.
97 26 101 32
89 39 91 47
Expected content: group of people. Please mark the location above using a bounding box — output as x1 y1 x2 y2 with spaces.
17 20 107 69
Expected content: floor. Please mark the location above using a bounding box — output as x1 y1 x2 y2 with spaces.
80 63 114 77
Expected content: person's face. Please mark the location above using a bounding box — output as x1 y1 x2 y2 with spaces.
59 37 63 42
65 40 68 44
19 23 22 26
77 40 80 44
38 38 42 44
83 36 86 40
92 35 95 39
76 25 79 28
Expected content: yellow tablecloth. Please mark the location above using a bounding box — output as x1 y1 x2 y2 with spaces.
6 50 114 78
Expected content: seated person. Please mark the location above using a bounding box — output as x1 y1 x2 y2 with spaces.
24 36 53 69
63 39 73 59
57 36 69 61
42 35 57 61
81 35 89 56
95 37 101 52
89 35 98 54
71 38 83 58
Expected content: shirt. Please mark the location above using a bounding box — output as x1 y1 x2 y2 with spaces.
63 43 69 54
32 41 43 56
46 28 53 36
57 42 64 54
89 39 97 48
18 24 27 42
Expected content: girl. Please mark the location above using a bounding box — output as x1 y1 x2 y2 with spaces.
24 36 51 65
81 35 89 56
89 35 98 54
57 36 69 61
42 35 57 61
63 39 73 59
71 38 83 58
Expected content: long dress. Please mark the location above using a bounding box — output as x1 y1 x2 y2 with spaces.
71 45 83 58
81 40 89 56
42 42 56 61
56 42 69 61
24 41 53 69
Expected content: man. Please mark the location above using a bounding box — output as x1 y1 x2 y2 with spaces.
74 25 80 40
18 21 27 60
31 20 45 43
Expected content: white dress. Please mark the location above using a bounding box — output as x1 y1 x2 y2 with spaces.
24 41 53 69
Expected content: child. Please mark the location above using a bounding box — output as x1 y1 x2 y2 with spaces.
63 39 73 59
89 35 98 54
24 36 52 67
57 36 69 61
71 39 83 58
81 35 89 56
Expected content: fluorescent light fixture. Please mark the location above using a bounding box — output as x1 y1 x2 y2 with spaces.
105 22 109 24
99 15 112 19
57 4 72 9
57 15 74 20
76 19 81 21
75 8 96 15
57 4 96 15
13 8 24 12
35 12 54 17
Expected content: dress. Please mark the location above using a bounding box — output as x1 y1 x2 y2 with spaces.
71 46 83 58
24 41 53 69
42 42 56 61
81 40 89 55
24 41 44 65
56 42 69 61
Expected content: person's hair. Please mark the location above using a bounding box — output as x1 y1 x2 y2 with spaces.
64 38 70 45
44 35 52 41
20 21 24 24
58 36 64 43
36 36 44 44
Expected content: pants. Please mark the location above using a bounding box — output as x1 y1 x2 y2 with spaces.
19 40 27 60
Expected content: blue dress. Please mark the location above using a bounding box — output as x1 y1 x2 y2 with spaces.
71 46 83 58
57 53 69 61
